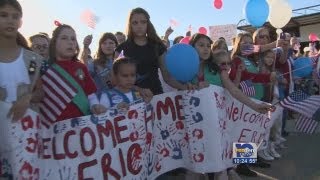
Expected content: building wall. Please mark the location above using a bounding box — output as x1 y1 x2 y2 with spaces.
299 24 320 42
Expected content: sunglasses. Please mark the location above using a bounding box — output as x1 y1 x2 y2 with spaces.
259 35 270 39
32 44 48 50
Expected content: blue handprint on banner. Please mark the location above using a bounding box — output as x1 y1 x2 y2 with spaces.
157 123 170 140
71 118 80 127
170 140 183 160
89 115 99 125
189 96 200 107
146 153 154 175
53 123 67 134
192 112 203 123
160 130 170 140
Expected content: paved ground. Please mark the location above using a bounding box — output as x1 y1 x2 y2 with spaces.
247 120 320 180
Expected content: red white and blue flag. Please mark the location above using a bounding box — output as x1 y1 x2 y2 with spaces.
169 19 179 28
241 44 260 56
80 9 99 29
280 90 320 133
40 68 77 127
239 80 256 97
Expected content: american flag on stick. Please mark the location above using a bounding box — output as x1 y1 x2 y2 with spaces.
280 90 320 120
80 9 99 29
239 80 256 97
169 19 179 28
241 44 260 56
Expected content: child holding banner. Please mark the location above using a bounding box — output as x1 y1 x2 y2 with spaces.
0 0 44 121
190 33 271 114
99 57 152 110
189 33 272 180
230 33 277 100
230 33 275 176
40 24 105 123
260 50 283 159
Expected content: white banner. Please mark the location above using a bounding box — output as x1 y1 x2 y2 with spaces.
0 85 282 179
208 24 237 46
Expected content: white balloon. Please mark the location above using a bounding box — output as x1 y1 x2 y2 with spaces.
276 28 283 35
266 0 275 4
268 0 292 29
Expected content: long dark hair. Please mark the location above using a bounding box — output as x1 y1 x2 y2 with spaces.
95 32 118 62
126 7 163 45
0 0 29 50
49 24 79 64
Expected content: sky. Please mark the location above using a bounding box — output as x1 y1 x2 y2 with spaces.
18 0 320 51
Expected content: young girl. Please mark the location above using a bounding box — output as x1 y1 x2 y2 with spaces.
81 33 118 92
99 57 152 110
230 33 276 101
0 0 43 121
211 39 228 53
40 24 103 123
259 50 284 159
190 33 271 113
115 7 193 95
189 33 272 180
230 33 276 174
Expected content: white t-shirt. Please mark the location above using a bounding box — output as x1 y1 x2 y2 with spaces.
0 49 30 102
100 91 134 109
158 68 176 93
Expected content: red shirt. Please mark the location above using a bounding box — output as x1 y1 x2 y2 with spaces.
55 60 97 121
229 57 271 83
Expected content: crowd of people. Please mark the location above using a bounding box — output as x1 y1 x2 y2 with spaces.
1 0 319 179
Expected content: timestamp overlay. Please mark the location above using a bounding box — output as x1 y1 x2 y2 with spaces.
232 142 257 164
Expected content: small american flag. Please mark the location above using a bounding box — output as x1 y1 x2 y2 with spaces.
239 80 256 97
80 9 99 29
295 114 319 134
280 90 320 122
169 19 179 28
241 44 260 56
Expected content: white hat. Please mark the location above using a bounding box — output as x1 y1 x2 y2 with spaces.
303 47 310 52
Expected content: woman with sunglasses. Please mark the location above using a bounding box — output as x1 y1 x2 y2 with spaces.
29 33 50 75
254 28 293 139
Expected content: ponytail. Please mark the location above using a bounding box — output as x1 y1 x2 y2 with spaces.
16 32 30 50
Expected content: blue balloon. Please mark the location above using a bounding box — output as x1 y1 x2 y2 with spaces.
293 57 313 78
165 44 199 83
244 0 269 27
